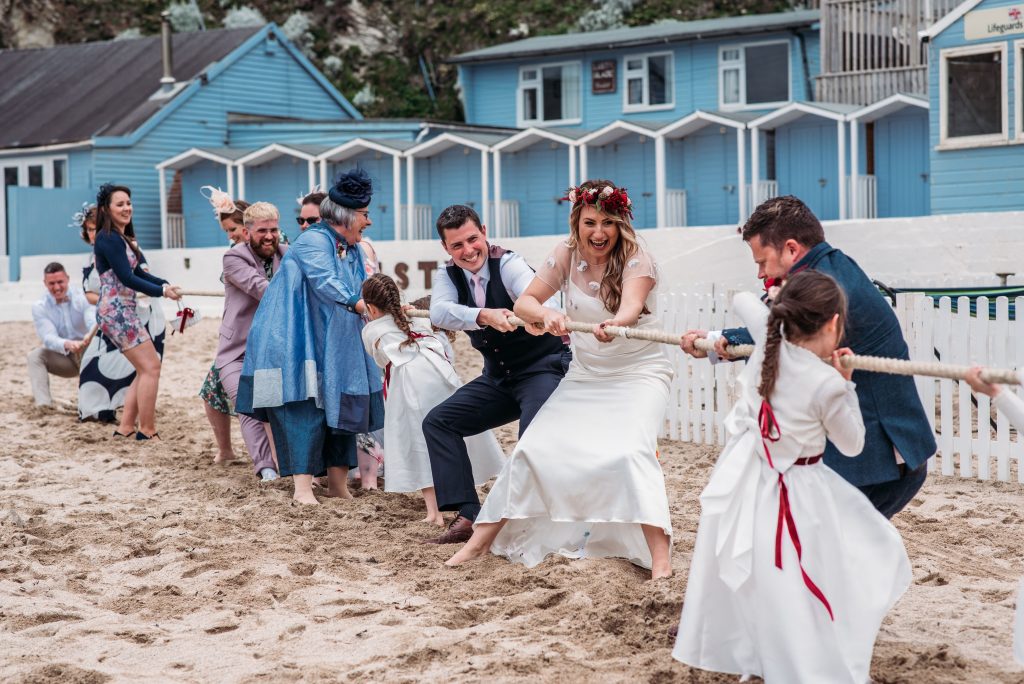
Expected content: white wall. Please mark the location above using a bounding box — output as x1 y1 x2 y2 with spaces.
6 211 1023 322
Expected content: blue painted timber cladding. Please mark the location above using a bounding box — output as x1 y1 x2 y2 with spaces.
413 148 485 228
585 140 658 229
92 31 355 250
8 186 94 280
459 30 819 130
227 122 421 148
672 127 740 226
244 155 313 242
500 143 572 237
874 108 930 217
326 152 400 243
67 149 94 189
928 0 1024 214
775 117 840 220
180 160 234 249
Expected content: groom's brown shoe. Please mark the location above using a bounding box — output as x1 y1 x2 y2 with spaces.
422 515 474 544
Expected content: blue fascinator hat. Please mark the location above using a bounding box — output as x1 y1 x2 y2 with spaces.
328 168 373 209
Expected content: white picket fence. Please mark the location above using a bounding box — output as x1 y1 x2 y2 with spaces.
656 289 1024 483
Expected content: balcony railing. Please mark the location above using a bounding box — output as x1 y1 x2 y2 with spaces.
167 213 185 248
666 189 688 227
816 65 928 104
846 174 878 219
400 204 434 240
746 181 779 211
495 200 520 238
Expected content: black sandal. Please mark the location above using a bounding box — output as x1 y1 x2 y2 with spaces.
113 430 135 438
135 431 159 441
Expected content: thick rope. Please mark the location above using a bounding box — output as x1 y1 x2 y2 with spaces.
407 309 1020 386
174 295 1021 386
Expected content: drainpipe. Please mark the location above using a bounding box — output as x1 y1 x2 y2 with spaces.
160 11 175 93
793 29 813 102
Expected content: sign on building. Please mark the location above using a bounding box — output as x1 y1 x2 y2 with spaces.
964 4 1024 40
591 60 616 94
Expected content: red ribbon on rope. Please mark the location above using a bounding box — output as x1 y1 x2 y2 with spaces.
175 306 195 334
759 399 834 621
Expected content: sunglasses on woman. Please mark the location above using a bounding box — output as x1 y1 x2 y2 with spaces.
295 216 319 226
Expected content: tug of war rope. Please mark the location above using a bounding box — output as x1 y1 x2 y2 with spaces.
174 290 1020 386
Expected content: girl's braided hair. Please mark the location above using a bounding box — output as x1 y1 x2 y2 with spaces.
758 270 847 402
362 274 417 349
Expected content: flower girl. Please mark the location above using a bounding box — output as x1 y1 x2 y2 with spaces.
359 274 505 524
674 271 911 683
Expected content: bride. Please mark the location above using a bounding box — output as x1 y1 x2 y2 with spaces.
445 179 674 579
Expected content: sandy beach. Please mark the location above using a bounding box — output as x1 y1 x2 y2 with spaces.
2 318 1023 683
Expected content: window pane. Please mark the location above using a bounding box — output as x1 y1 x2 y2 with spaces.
522 69 537 82
628 77 644 105
53 159 65 188
745 43 789 104
722 49 741 62
649 55 669 105
3 167 17 188
947 51 1002 138
627 58 643 71
542 66 563 120
723 69 741 104
561 63 580 120
28 165 43 187
523 88 538 121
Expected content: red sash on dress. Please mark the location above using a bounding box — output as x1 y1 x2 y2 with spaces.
759 399 834 621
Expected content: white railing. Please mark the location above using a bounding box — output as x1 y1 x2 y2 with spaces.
847 174 878 219
657 289 1024 483
167 213 185 249
666 189 687 227
745 180 779 211
399 204 434 241
497 200 520 238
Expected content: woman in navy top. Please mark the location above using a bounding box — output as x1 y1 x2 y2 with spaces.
94 183 180 441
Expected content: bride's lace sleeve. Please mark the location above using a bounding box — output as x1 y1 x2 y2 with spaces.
533 241 572 292
622 247 657 283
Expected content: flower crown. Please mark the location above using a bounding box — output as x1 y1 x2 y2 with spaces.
69 201 95 230
562 184 633 220
200 185 237 217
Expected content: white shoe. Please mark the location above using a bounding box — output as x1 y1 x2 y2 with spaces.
259 468 279 481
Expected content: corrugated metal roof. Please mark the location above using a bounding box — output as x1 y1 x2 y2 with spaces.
450 10 820 64
0 27 261 149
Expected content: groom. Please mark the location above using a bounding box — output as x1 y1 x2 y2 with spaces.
421 205 571 544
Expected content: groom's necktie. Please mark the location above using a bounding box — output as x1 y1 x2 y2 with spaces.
472 273 486 308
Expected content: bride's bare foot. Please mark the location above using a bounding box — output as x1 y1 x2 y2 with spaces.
213 452 237 465
422 513 446 527
651 563 673 580
445 541 489 567
293 491 319 505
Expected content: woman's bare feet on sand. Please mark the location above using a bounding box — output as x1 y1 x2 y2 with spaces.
445 540 490 567
651 562 673 580
323 467 353 499
293 490 319 505
213 452 237 465
293 474 319 505
445 520 505 567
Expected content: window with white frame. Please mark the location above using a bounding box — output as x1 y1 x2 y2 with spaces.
518 62 581 125
719 41 790 109
1015 40 1024 140
940 43 1007 145
623 52 673 110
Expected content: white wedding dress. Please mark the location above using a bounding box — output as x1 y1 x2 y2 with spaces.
475 241 673 569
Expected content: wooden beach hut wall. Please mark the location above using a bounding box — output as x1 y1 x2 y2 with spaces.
156 148 252 248
491 128 584 238
749 102 860 221
577 121 664 229
848 94 931 219
404 132 509 241
657 111 754 227
317 138 413 242
921 0 1024 214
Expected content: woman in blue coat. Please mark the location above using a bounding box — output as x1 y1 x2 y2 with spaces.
236 169 384 504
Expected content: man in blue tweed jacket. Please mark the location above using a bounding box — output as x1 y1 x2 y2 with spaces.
680 195 935 518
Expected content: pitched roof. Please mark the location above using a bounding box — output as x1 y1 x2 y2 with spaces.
449 9 820 64
0 27 261 149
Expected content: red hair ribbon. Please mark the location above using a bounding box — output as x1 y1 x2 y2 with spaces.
759 399 833 621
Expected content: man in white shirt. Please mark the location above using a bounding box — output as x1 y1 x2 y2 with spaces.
422 205 571 544
28 262 90 406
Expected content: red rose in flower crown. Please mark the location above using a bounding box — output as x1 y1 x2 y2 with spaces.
562 183 634 220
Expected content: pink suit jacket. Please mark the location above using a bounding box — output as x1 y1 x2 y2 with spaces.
214 241 287 370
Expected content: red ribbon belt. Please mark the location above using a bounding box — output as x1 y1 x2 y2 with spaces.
759 400 834 621
382 331 431 400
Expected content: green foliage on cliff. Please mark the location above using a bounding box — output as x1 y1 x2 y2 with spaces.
1 0 797 121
